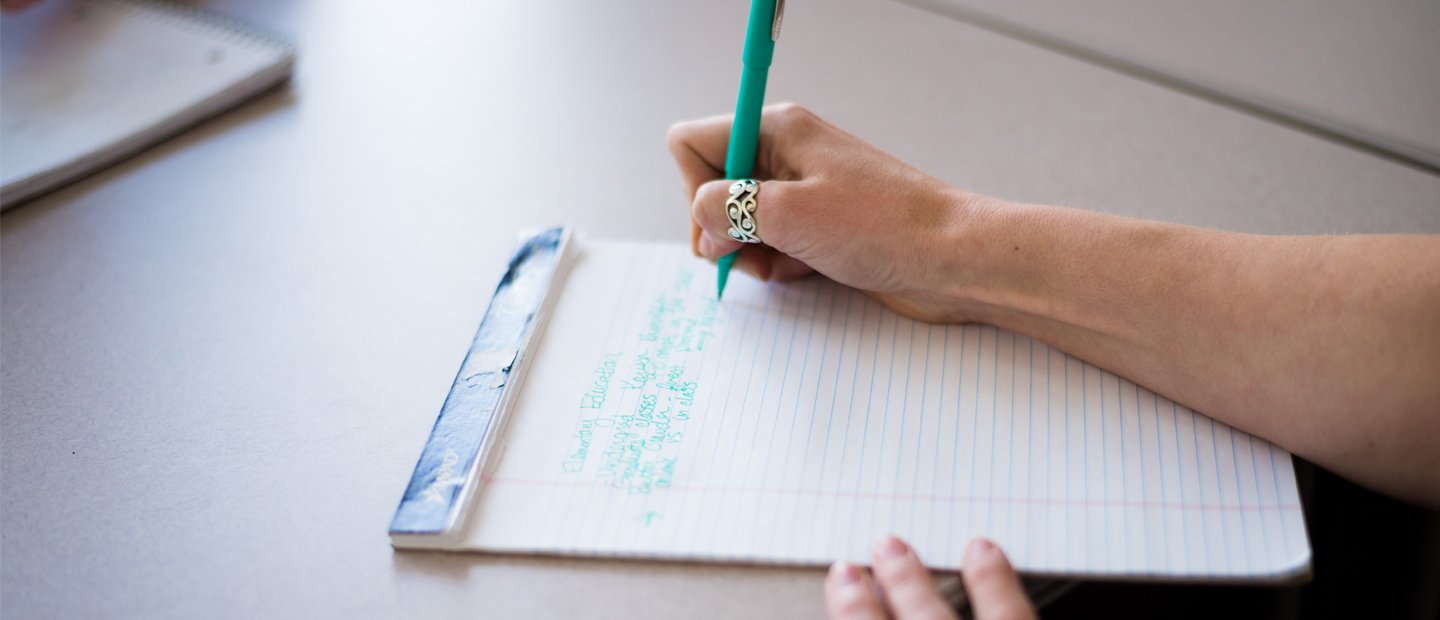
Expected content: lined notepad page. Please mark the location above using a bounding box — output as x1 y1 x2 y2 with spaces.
464 241 1310 580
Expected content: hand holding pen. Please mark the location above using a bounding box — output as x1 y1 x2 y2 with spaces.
712 0 784 299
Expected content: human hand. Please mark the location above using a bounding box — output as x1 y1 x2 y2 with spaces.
825 536 1035 620
666 104 993 323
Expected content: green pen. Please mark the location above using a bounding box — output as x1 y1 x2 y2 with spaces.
717 0 785 300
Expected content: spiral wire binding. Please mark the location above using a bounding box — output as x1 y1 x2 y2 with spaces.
93 0 295 57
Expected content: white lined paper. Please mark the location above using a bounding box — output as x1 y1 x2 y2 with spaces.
462 241 1310 579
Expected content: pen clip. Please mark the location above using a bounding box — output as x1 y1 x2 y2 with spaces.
772 0 786 41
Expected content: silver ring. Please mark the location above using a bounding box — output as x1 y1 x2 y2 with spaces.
725 179 762 244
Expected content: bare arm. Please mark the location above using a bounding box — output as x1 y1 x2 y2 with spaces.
670 104 1440 508
947 200 1440 506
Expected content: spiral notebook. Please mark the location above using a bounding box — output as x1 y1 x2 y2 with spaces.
0 0 293 208
391 229 1312 582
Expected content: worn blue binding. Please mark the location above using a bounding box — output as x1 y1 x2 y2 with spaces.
390 227 571 538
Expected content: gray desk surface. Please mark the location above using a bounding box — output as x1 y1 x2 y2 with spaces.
2 1 1437 618
912 0 1440 169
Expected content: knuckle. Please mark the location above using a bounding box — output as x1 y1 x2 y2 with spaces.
754 182 802 244
769 101 812 122
758 179 786 207
665 120 695 149
766 102 819 133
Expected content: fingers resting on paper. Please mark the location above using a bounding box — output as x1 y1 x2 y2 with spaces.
825 561 889 620
960 539 1036 620
824 537 1034 620
869 536 958 620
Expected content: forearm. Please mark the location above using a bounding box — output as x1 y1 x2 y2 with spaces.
944 194 1440 507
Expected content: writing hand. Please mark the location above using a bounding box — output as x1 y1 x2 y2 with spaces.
667 103 985 323
825 537 1035 620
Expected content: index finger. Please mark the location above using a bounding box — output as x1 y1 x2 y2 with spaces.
666 114 725 205
664 102 826 202
871 536 958 620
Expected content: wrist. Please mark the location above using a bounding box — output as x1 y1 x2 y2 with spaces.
931 189 1040 326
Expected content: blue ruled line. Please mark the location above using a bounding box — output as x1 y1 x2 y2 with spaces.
729 284 794 522
1229 425 1251 572
1248 434 1271 563
1269 438 1289 551
1147 386 1165 569
829 296 871 554
945 325 967 559
1167 396 1188 567
1005 330 1016 546
986 326 999 533
705 276 779 552
929 325 950 559
1187 401 1209 568
967 327 984 537
886 319 919 533
845 298 887 551
1208 414 1229 571
908 323 933 538
790 286 854 554
536 245 643 545
768 279 830 554
1118 376 1127 565
867 310 902 543
1025 336 1034 559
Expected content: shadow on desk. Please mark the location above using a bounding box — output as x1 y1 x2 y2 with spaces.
1046 462 1440 619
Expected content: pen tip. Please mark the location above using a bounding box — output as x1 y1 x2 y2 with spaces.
715 252 735 301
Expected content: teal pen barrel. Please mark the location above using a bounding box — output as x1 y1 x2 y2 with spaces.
740 0 777 68
717 0 779 299
725 66 769 179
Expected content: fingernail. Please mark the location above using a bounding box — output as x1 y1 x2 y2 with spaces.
966 538 997 563
698 234 716 257
876 536 908 559
829 561 861 584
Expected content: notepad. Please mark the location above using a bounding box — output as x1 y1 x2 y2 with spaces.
0 0 293 208
394 234 1311 581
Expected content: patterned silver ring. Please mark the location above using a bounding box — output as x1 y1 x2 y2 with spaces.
725 179 762 244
